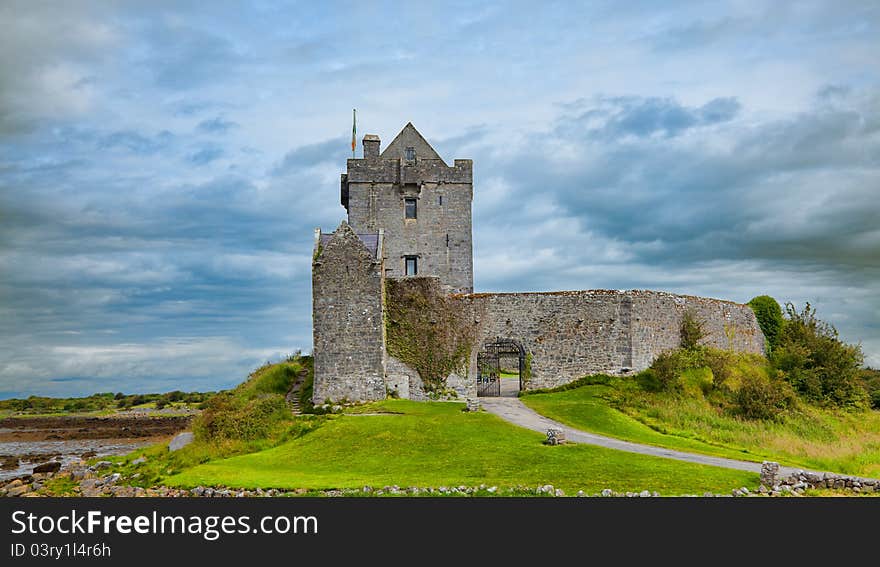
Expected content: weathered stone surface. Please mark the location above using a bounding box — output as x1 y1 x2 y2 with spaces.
344 124 474 295
312 222 387 403
32 461 62 474
7 484 30 497
545 428 566 445
760 461 780 487
168 432 194 452
463 289 764 391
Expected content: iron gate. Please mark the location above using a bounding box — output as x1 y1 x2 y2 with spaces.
476 338 525 397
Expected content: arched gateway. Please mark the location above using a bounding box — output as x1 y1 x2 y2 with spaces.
476 338 526 397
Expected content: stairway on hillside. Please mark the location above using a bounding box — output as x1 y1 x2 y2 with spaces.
285 370 308 415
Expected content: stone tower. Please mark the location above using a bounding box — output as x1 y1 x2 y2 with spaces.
340 122 474 294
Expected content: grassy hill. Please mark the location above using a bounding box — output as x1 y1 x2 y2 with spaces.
165 399 755 494
522 374 880 478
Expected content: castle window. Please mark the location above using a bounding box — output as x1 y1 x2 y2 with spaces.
439 195 443 206
405 256 418 276
405 198 417 219
405 146 415 160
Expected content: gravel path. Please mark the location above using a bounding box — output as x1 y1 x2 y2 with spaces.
480 397 799 476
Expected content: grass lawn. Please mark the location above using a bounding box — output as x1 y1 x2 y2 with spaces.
521 383 880 477
167 400 756 495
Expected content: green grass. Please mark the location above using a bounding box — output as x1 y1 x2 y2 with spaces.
166 400 757 495
521 380 880 477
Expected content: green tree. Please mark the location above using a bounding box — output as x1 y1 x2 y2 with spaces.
680 310 706 351
748 295 784 351
773 302 868 409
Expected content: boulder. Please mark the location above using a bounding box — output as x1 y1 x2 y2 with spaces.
32 461 62 474
168 432 194 452
544 428 566 445
7 484 30 497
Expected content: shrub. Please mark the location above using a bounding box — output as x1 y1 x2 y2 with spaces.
680 310 706 350
634 369 662 392
772 302 868 409
733 374 795 421
861 368 880 410
191 357 308 442
193 393 288 441
703 349 732 390
748 295 784 351
650 350 683 392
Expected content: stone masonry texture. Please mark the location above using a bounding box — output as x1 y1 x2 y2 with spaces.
342 123 474 294
463 289 764 391
311 222 387 402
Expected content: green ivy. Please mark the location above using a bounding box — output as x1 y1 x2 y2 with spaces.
384 278 476 392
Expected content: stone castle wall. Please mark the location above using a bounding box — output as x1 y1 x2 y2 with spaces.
373 278 765 398
311 224 387 403
463 289 764 391
629 291 765 371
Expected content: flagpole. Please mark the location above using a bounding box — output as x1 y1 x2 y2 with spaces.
351 108 356 158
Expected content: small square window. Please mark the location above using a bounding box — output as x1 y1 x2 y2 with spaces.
405 146 416 160
405 256 418 276
405 198 417 219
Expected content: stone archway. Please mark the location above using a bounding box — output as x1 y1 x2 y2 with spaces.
476 338 526 397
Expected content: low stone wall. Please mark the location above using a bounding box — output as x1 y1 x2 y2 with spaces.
759 461 880 496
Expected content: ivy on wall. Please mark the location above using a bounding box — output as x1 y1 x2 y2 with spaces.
522 352 532 389
385 278 476 392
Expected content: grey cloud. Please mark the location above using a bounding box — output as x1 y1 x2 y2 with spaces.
188 147 224 165
146 25 244 90
197 116 239 134
99 130 175 154
272 137 348 176
557 96 742 141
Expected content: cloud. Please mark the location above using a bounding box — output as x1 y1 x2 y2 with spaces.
460 87 880 367
0 1 878 398
272 137 349 176
0 2 120 136
197 116 239 134
99 130 175 154
188 147 224 165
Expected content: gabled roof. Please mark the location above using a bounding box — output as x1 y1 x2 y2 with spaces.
380 122 445 164
320 232 379 258
319 222 380 259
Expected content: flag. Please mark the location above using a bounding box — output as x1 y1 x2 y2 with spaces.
351 109 356 155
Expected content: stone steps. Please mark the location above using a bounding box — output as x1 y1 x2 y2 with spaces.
285 370 308 415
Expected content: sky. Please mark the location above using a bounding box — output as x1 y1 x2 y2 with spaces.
1 1 878 398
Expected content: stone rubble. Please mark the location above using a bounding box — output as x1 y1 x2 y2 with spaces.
544 428 566 445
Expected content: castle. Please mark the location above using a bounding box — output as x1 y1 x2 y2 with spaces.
311 123 764 402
